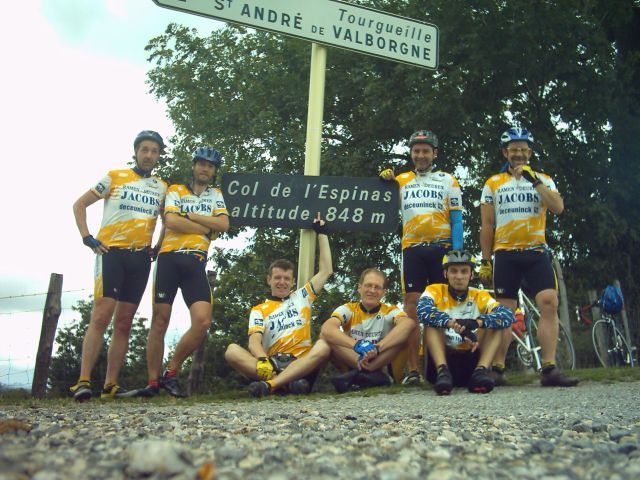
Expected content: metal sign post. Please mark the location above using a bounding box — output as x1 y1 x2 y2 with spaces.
298 43 326 285
152 0 439 284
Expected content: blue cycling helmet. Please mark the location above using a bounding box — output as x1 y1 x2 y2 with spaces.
134 130 166 153
409 130 438 149
192 146 222 167
500 127 534 148
599 285 624 314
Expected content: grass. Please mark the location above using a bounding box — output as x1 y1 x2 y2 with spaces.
1 367 639 406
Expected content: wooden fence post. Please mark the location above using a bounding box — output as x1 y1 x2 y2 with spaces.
188 271 216 395
32 273 63 398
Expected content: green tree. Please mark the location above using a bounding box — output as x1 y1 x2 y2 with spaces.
145 0 639 377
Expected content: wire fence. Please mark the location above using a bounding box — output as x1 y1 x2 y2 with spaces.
0 356 35 389
0 287 88 389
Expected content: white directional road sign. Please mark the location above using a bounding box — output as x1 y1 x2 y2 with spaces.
153 0 439 69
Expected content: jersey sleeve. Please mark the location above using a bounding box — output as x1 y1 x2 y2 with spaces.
248 307 265 336
331 304 353 326
416 286 451 327
476 291 514 329
90 172 113 199
448 175 463 211
392 307 408 324
164 185 182 215
300 283 317 305
540 174 558 193
213 188 229 216
480 180 494 205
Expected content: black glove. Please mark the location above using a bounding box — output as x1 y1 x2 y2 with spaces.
454 318 480 332
460 329 478 343
454 319 479 343
82 235 103 250
521 165 542 186
312 219 328 235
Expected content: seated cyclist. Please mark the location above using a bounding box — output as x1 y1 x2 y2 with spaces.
417 250 514 395
224 217 332 397
320 268 416 393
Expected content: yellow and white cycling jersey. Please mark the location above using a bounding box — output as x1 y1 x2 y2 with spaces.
396 171 462 250
248 283 317 358
91 169 167 249
330 302 406 344
481 172 557 251
160 184 228 254
421 284 501 351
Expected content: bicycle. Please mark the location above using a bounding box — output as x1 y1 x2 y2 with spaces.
576 301 635 368
511 288 576 371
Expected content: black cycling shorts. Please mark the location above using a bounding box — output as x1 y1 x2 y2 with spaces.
402 244 448 294
493 249 557 300
153 252 212 307
94 248 151 304
425 349 481 387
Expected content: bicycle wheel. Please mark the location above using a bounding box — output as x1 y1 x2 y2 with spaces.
515 332 534 369
556 320 576 370
592 320 635 367
523 314 576 370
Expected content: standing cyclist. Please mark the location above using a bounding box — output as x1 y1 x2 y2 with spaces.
135 147 229 398
380 130 464 384
70 130 168 401
479 127 578 387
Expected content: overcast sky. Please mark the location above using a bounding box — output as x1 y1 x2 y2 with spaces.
0 0 226 387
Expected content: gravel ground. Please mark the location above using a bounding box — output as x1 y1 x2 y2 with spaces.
1 381 639 479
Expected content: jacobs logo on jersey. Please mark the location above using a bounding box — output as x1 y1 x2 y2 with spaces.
497 191 539 205
267 307 301 332
403 188 444 201
121 189 162 206
182 204 213 214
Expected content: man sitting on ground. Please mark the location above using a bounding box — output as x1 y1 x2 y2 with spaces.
417 250 514 395
224 217 332 397
321 268 416 393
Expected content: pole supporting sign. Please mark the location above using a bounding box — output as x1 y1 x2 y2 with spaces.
153 0 439 69
221 173 399 232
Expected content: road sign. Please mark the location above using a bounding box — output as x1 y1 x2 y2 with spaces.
221 173 399 232
153 0 439 69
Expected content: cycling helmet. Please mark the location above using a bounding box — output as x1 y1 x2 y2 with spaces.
409 130 438 149
192 146 222 167
500 127 534 148
599 285 624 314
134 130 166 153
442 250 476 268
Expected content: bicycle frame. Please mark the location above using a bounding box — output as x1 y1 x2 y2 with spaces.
592 312 635 368
577 300 634 368
512 289 543 371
